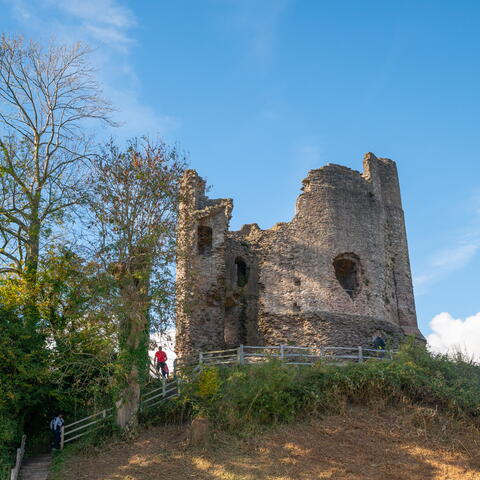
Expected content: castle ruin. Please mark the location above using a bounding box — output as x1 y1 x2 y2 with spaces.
175 152 423 360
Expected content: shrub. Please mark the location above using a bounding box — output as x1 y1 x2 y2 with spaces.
178 339 480 435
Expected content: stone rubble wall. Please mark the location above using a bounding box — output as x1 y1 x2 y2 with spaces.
175 154 423 361
175 170 232 361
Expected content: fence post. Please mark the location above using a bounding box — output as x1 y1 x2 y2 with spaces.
280 345 285 361
358 346 363 363
237 344 244 365
199 351 203 365
10 435 25 480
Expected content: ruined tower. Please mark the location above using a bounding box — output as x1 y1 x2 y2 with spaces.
175 153 423 360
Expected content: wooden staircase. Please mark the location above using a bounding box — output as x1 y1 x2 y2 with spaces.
18 454 51 480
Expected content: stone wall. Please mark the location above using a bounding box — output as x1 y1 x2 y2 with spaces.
175 153 423 361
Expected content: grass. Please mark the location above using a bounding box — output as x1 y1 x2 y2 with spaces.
168 338 480 435
50 339 480 479
50 405 480 480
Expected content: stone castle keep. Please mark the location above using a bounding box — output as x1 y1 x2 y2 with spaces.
175 152 423 360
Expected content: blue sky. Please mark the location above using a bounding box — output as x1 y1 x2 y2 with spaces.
2 0 480 356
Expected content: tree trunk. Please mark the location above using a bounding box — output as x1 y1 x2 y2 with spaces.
115 307 148 432
114 251 151 431
24 214 41 326
115 363 141 431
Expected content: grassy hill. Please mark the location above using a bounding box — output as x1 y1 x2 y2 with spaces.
52 340 480 480
52 405 479 480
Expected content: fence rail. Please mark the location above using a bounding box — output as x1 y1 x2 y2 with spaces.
9 434 26 480
61 408 114 447
199 344 393 367
140 379 179 410
61 377 179 449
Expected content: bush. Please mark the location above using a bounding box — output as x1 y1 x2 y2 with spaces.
178 339 480 435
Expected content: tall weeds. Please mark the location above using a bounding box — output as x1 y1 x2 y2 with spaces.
173 339 480 435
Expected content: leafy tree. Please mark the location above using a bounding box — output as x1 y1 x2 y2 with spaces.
0 248 120 459
0 35 115 459
0 277 49 461
87 137 186 430
36 248 118 411
0 35 113 286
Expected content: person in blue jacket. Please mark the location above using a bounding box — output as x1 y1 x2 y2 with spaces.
50 413 64 449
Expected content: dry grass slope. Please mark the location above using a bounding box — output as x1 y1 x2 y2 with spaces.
54 405 480 480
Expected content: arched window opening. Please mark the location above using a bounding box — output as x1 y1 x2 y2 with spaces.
197 226 212 255
333 253 360 299
235 257 248 287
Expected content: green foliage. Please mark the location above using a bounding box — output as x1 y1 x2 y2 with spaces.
0 249 117 462
178 339 480 435
139 394 193 427
216 361 300 428
0 134 186 456
0 282 49 463
198 367 221 398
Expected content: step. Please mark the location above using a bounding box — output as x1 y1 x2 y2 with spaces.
18 453 51 480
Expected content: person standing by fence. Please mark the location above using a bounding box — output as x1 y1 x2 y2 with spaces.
372 332 386 352
154 346 168 378
50 413 64 449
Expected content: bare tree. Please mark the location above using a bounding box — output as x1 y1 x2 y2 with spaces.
88 137 186 431
0 35 113 283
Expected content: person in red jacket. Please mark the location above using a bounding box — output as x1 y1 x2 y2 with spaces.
154 346 168 378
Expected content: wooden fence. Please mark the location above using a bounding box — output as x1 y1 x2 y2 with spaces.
9 434 26 480
199 344 393 367
140 379 179 411
61 408 114 448
61 377 179 449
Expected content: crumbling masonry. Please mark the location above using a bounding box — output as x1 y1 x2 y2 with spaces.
175 153 423 360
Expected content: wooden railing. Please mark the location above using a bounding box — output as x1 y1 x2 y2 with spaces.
199 345 393 367
61 408 114 448
9 434 26 480
61 377 179 449
140 378 179 411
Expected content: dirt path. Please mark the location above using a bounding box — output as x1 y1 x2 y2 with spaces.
54 406 480 480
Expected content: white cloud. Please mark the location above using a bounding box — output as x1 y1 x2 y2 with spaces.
4 0 177 138
427 312 480 362
430 243 479 270
84 24 134 48
414 241 479 291
54 0 135 29
413 189 480 294
7 0 135 47
221 0 289 65
412 273 433 288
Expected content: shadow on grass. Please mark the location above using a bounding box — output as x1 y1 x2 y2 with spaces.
51 405 480 480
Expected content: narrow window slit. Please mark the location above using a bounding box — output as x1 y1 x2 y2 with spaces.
235 257 248 287
198 226 212 255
